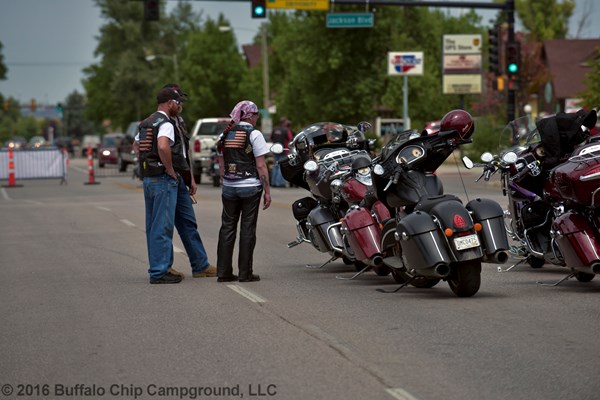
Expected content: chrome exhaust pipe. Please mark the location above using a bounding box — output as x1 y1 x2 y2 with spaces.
370 255 384 267
591 262 600 274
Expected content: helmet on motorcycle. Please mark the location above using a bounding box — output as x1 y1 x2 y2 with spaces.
440 109 475 139
292 122 348 154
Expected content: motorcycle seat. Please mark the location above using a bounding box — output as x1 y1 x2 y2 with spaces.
414 194 462 214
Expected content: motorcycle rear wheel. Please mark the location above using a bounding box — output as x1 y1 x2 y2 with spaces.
447 260 482 297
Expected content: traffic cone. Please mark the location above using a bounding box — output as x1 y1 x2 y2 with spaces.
2 147 23 188
84 144 100 185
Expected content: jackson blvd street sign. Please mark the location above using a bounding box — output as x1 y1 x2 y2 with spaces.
326 13 374 28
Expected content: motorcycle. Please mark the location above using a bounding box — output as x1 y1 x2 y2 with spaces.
372 110 509 297
279 122 389 275
207 145 220 187
463 110 600 286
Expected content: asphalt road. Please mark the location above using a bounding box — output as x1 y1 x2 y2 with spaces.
0 158 598 400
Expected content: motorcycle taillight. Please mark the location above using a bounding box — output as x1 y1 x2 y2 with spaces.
194 140 201 153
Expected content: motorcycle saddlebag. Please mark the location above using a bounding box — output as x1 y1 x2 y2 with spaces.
552 212 600 272
307 206 344 253
396 211 450 270
292 197 318 221
343 207 382 261
466 198 509 263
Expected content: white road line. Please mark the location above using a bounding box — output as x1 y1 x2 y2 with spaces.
227 284 266 303
96 206 111 211
173 246 186 254
120 219 136 227
386 388 420 400
1 187 11 200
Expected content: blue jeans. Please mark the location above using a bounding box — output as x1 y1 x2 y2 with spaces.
143 174 210 279
217 185 262 279
270 154 287 187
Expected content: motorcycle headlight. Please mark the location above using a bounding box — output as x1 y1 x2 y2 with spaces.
330 179 343 194
373 164 384 176
356 174 372 186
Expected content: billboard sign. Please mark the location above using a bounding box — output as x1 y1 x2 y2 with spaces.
388 52 424 76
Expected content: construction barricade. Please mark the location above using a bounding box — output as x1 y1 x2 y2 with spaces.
0 147 67 186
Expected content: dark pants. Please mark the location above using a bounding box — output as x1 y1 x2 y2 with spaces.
217 185 262 279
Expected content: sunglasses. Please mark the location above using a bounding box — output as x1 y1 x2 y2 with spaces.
171 99 181 105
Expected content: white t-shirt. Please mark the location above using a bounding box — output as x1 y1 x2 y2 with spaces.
218 122 268 187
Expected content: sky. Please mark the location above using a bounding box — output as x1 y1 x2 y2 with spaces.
0 0 598 107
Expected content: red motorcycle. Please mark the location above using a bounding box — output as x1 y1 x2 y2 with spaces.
464 109 600 286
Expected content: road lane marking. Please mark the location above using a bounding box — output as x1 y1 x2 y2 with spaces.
23 199 43 205
96 206 111 211
120 219 136 227
173 246 185 254
227 284 266 303
386 388 420 400
1 188 11 200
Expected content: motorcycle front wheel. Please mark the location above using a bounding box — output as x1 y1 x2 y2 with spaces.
447 260 482 297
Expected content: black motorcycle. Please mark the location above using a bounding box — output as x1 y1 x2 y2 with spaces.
373 110 509 297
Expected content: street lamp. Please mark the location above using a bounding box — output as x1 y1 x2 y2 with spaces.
145 53 179 84
219 25 271 133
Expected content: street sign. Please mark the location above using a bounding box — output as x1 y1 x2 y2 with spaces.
443 54 482 74
266 0 328 10
442 34 482 95
388 52 424 76
326 13 374 28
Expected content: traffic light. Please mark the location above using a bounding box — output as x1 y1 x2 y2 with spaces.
251 0 266 19
143 0 159 21
30 98 37 112
57 102 63 114
506 41 521 78
488 25 500 76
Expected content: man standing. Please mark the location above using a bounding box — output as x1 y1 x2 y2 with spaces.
138 86 216 284
270 117 293 187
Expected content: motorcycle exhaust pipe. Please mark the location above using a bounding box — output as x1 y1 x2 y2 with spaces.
369 255 384 267
487 250 509 264
417 263 450 279
591 262 600 274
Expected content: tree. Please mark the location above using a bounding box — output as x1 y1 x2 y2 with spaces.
515 0 574 40
580 48 600 110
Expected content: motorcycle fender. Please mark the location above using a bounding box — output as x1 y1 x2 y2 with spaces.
396 211 450 270
552 212 600 271
371 200 391 224
343 208 382 261
307 206 343 253
466 198 510 263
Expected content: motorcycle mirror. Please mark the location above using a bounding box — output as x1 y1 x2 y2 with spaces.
357 121 372 133
502 152 518 164
304 160 319 172
480 152 494 163
462 156 474 169
373 164 385 176
270 143 284 155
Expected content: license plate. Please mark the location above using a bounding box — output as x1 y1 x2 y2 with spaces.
454 233 480 251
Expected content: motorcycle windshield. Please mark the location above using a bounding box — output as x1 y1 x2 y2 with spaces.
498 115 541 155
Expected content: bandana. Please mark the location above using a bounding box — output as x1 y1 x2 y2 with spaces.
229 100 259 124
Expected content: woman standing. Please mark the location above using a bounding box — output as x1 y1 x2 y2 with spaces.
216 100 271 282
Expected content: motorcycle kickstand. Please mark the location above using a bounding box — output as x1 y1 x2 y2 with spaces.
537 272 576 287
497 257 527 273
287 238 303 248
376 277 415 293
335 264 371 280
306 256 338 269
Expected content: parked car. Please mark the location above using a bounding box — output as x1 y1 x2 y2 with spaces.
117 121 140 172
4 136 27 150
28 136 47 149
189 117 231 184
81 134 101 157
98 133 124 168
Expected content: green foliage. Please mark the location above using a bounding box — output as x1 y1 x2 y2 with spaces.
516 0 574 40
580 47 600 110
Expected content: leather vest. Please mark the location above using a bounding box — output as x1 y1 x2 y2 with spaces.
138 112 188 177
222 124 258 181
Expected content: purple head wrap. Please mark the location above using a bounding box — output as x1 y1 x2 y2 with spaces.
229 100 259 124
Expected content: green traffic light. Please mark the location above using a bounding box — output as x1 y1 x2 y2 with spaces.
508 63 518 74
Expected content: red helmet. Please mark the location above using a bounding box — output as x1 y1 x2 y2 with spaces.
440 109 475 139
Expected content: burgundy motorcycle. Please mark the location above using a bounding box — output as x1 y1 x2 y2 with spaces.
464 110 600 286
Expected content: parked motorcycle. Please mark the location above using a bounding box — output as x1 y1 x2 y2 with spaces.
279 122 388 274
207 145 220 187
373 110 509 297
463 109 599 286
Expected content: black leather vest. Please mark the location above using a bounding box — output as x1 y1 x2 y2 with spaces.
138 112 188 177
222 124 258 181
